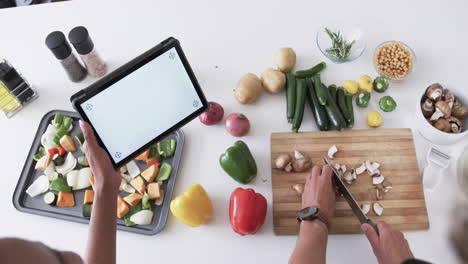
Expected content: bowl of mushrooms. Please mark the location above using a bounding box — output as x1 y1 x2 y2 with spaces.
416 83 468 145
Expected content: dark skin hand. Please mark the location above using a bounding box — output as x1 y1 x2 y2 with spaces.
362 221 414 264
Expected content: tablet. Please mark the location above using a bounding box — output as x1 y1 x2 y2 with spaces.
71 37 207 168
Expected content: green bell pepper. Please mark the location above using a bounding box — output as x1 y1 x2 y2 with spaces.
157 139 176 158
356 92 371 108
219 141 257 184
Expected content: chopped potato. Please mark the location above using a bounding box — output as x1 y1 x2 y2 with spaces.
148 182 161 200
123 193 143 207
141 165 158 183
130 176 146 194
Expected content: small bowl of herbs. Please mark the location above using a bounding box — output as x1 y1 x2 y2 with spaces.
316 24 366 63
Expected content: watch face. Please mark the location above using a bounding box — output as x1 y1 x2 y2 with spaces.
299 206 319 219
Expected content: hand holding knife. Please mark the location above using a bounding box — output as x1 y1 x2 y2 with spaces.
322 157 380 236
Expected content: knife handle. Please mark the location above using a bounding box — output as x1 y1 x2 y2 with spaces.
366 219 380 236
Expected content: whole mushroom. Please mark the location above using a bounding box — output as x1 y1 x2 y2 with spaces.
452 100 468 119
434 118 451 132
443 92 456 109
426 83 444 101
421 99 435 118
431 100 452 120
448 116 463 133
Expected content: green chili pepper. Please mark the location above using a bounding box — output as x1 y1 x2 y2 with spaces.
356 92 371 108
373 76 389 93
379 96 397 112
219 141 257 184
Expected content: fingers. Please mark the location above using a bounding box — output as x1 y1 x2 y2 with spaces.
79 120 98 148
362 223 380 251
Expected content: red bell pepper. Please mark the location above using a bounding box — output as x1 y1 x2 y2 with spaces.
146 157 160 168
229 188 267 236
48 147 67 157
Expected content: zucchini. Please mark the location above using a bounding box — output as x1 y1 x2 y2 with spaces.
323 84 347 130
313 74 327 105
53 154 65 166
337 88 352 122
306 78 330 131
291 79 307 132
43 191 56 205
328 85 337 102
33 146 46 161
78 155 89 166
52 135 60 146
56 125 68 138
82 204 92 218
53 113 64 127
295 62 327 79
75 133 85 145
345 94 354 128
63 116 73 130
47 171 59 181
286 73 296 123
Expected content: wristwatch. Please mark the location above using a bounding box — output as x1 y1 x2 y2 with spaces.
297 206 320 222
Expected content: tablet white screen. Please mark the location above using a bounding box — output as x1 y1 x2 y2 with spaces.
81 47 203 163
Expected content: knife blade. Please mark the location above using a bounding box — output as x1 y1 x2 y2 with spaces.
323 157 379 236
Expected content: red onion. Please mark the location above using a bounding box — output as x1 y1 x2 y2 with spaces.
225 113 250 137
199 101 224 125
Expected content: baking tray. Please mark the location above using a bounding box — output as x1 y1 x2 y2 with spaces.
12 110 184 235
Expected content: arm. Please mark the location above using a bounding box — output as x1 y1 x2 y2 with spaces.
289 165 336 264
362 221 416 264
80 121 121 264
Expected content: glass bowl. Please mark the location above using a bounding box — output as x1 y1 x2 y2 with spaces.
316 24 366 64
373 41 416 81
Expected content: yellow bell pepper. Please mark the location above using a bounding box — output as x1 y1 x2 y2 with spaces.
170 184 213 227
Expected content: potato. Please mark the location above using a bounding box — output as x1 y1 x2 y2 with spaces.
235 73 263 104
261 68 286 93
274 47 296 72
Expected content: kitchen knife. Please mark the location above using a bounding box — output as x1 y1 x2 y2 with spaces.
323 157 380 236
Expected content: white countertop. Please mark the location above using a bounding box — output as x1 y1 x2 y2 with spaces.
1 0 467 263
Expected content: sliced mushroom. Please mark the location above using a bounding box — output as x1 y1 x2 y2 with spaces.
373 174 385 185
421 99 435 118
425 83 443 101
365 160 373 173
275 154 292 170
375 187 385 200
328 145 338 159
435 100 452 118
292 183 304 196
371 162 381 171
285 162 293 172
341 164 347 174
368 169 381 177
119 165 127 174
382 180 393 191
434 118 451 132
355 163 366 175
294 150 305 160
448 116 463 133
292 158 312 172
361 204 371 215
373 202 384 216
351 169 357 180
343 171 354 182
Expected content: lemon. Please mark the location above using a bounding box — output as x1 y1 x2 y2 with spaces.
367 111 383 128
343 80 359 95
358 75 373 93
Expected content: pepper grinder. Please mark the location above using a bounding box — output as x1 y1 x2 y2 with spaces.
45 31 87 82
68 26 107 78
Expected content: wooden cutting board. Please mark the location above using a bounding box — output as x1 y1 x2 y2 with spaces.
271 128 429 235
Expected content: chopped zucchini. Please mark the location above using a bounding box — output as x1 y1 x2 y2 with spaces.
56 125 68 139
75 133 85 145
63 116 73 130
142 192 151 210
82 204 92 218
53 135 60 146
43 191 56 205
77 155 89 166
53 154 65 166
33 146 46 161
53 113 64 127
47 171 59 181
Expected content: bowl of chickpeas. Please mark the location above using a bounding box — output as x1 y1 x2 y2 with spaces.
374 41 416 80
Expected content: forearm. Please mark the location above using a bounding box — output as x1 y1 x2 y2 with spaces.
289 221 328 264
85 186 118 264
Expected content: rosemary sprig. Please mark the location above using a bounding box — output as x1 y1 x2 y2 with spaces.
324 27 356 60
